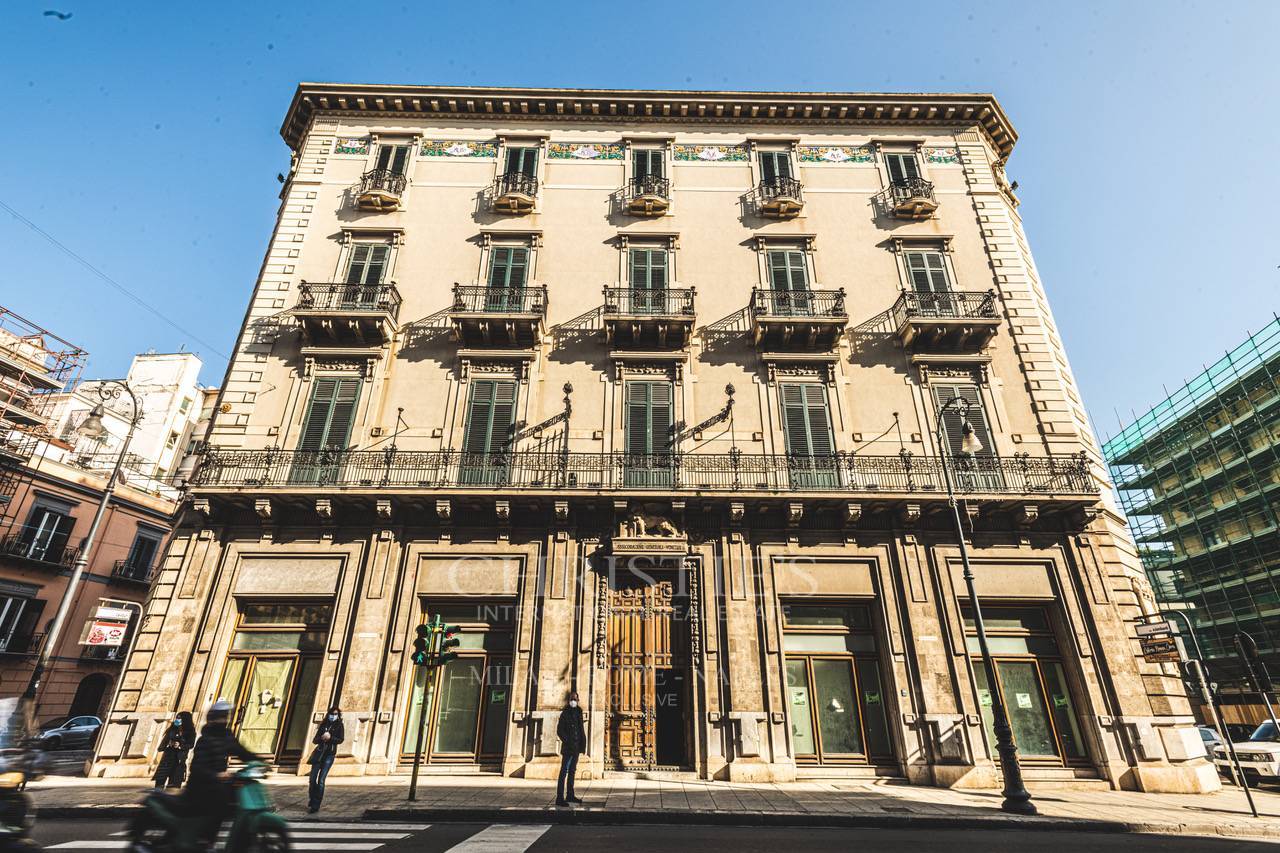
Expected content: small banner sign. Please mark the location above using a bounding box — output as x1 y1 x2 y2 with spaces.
84 620 128 647
1140 635 1181 663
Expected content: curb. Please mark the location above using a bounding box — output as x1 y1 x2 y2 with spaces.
365 806 1280 840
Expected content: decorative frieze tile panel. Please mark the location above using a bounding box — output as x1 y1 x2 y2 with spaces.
924 146 961 164
798 145 873 164
420 139 498 158
547 142 624 160
673 144 749 162
334 138 369 155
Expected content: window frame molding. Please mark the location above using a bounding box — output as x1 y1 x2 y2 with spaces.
476 230 542 287
747 139 800 187
872 140 931 190
890 236 958 295
335 228 404 285
615 233 679 287
364 134 420 207
752 234 818 290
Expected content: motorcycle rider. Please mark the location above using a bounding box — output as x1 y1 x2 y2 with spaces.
184 700 257 841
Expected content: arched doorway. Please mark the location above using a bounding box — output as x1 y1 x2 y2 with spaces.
69 673 111 718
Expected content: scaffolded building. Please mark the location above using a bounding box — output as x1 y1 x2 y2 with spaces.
1105 316 1280 717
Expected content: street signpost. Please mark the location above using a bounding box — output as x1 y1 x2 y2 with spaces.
1136 620 1174 637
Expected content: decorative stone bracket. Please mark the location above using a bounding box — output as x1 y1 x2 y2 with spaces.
727 711 767 758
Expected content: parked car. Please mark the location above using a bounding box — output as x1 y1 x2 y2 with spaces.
37 715 101 750
1199 725 1223 753
1213 721 1280 784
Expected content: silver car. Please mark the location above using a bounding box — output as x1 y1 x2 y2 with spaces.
37 715 102 750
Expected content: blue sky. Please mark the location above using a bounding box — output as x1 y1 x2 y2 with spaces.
2 1 1277 438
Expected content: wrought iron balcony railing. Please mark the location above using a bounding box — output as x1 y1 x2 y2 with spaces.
627 174 670 200
451 284 548 315
603 287 695 316
111 559 154 585
751 288 847 319
875 178 936 213
0 532 81 568
493 172 539 199
0 632 43 656
891 290 998 323
296 283 403 319
758 176 803 203
359 168 408 198
192 447 1094 496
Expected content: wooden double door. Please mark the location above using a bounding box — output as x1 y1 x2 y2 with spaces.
606 573 691 770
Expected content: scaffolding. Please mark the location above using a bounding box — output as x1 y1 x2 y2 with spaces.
0 306 87 532
1104 315 1280 690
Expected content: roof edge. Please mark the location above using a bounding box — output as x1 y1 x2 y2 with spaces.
279 83 1017 158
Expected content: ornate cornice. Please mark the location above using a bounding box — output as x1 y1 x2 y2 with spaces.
281 83 1017 159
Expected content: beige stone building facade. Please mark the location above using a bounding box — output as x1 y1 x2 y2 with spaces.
95 84 1214 792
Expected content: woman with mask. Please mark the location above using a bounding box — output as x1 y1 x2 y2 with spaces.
153 711 195 789
307 706 344 813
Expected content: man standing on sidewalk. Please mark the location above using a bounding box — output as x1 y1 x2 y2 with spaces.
556 691 585 807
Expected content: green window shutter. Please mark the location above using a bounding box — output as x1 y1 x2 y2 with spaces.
634 149 664 179
376 145 409 175
346 244 390 284
128 533 160 569
629 249 668 290
299 377 361 451
464 380 517 456
506 147 538 177
768 250 809 291
886 153 920 184
931 384 992 455
488 247 529 289
906 251 949 292
626 381 673 454
760 152 792 182
780 384 834 457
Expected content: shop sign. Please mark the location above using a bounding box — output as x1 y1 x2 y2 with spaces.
1015 693 1033 709
84 620 128 647
96 605 134 622
1136 620 1174 637
1140 636 1181 663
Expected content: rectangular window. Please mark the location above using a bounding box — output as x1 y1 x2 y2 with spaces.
624 381 674 487
345 244 391 285
767 249 809 291
461 379 517 485
884 152 921 185
633 149 665 180
375 144 410 175
905 250 951 293
486 246 530 311
178 397 192 414
628 248 668 312
759 151 793 183
298 377 361 452
930 384 993 456
780 383 837 488
166 431 179 448
0 595 31 652
504 146 539 178
18 500 75 563
125 529 163 574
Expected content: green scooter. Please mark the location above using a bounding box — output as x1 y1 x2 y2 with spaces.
128 761 290 853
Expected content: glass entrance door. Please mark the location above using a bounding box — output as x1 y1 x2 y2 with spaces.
782 603 894 765
238 659 296 754
964 606 1087 763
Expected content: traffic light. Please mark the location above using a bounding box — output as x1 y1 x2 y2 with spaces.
438 625 461 666
411 624 430 666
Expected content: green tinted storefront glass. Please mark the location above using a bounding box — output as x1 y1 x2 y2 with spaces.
435 659 485 753
401 665 434 754
812 659 862 755
1042 663 1085 759
856 659 893 758
785 660 816 756
479 661 512 756
282 657 323 753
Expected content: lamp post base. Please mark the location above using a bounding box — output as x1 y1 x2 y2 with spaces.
1000 792 1038 815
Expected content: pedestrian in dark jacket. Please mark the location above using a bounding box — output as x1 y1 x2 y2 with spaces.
555 692 585 806
307 706 344 813
153 711 195 789
184 700 257 840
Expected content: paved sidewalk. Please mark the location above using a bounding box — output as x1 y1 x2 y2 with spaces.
30 774 1280 841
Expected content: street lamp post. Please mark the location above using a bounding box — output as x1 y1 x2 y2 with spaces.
23 381 141 702
936 396 1036 815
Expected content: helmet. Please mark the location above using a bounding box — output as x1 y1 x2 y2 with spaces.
208 699 233 718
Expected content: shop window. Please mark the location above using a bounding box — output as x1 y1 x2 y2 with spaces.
781 602 893 764
961 605 1086 763
218 602 332 757
401 599 515 763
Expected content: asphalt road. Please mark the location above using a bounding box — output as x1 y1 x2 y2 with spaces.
29 818 1280 852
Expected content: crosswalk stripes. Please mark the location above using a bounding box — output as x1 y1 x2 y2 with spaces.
48 820 429 852
438 824 552 853
50 821 554 853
